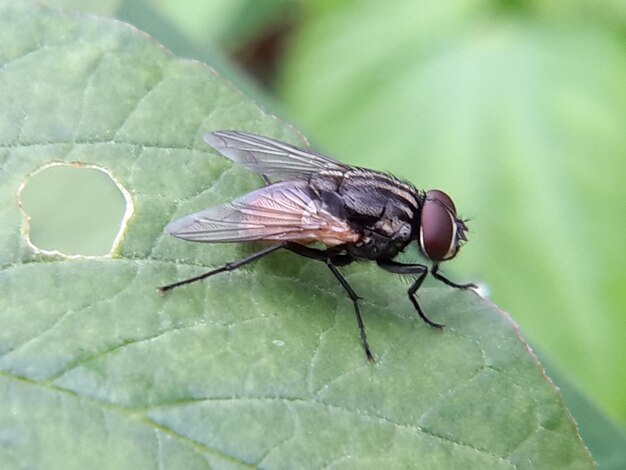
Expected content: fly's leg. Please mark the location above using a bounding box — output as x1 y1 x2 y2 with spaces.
408 270 444 329
325 261 374 362
284 243 353 265
158 243 286 292
285 244 374 362
431 264 477 290
377 259 444 329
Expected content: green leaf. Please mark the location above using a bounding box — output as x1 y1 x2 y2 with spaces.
0 1 592 468
114 0 278 124
543 356 626 470
280 0 626 428
148 0 297 49
40 0 122 16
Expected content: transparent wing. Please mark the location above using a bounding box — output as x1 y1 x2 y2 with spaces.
166 180 359 246
203 131 350 180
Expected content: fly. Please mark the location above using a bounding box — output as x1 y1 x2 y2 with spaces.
159 131 476 361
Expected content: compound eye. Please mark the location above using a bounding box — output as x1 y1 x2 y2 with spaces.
419 190 458 261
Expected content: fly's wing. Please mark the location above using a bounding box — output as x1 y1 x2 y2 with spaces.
203 131 350 180
166 180 359 246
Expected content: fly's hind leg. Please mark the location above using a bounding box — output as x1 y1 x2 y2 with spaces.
285 244 374 362
158 243 286 292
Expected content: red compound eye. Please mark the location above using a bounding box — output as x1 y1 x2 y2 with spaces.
419 190 458 261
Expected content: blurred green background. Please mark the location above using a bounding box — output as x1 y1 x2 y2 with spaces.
25 0 626 467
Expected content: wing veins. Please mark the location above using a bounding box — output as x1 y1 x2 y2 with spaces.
166 180 356 244
204 130 350 180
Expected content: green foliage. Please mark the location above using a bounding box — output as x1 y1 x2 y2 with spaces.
149 0 298 50
280 0 626 428
40 0 121 16
0 1 594 467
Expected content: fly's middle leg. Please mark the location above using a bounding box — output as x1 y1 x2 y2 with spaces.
285 244 374 362
325 260 374 362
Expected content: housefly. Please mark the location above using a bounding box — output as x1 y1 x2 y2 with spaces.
159 131 476 361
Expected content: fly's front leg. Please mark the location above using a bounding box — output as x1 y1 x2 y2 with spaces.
285 244 374 362
431 264 477 290
377 259 444 329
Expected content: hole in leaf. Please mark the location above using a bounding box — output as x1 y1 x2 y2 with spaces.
17 162 133 257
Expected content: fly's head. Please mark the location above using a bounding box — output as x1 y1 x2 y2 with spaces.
418 189 468 262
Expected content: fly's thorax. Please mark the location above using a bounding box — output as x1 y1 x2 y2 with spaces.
309 168 421 259
340 170 419 214
373 216 412 241
348 228 412 260
309 171 343 193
